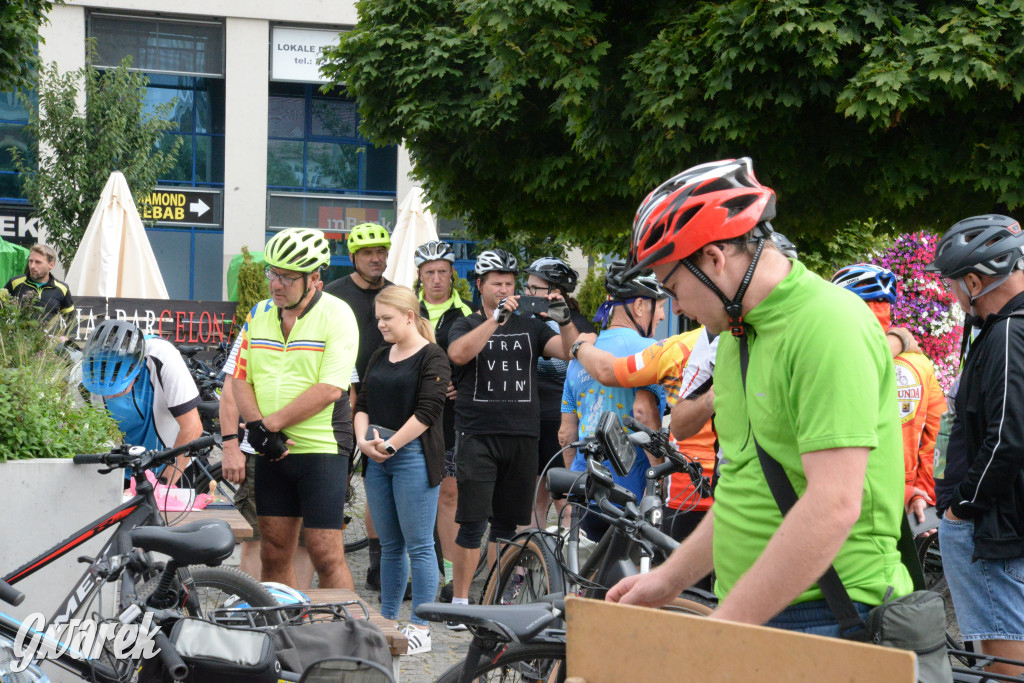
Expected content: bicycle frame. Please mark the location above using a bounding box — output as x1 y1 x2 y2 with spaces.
0 478 178 680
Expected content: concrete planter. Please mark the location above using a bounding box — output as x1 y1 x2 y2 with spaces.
0 458 122 680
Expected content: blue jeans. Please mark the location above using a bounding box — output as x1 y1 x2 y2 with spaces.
764 599 872 638
364 439 440 625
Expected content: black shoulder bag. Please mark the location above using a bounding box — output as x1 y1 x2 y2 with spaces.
737 330 951 683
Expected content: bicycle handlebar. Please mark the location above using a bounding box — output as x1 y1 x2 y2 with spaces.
0 578 25 606
151 630 188 680
73 435 220 472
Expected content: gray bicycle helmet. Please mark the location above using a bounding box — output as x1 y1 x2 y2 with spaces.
604 260 669 301
82 319 146 396
770 232 798 260
524 257 578 291
414 240 456 267
926 214 1024 279
474 249 518 276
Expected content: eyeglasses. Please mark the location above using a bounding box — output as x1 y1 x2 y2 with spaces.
265 267 302 286
523 283 553 294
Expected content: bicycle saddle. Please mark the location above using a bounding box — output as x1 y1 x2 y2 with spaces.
130 520 235 566
546 468 587 500
197 401 220 418
414 602 561 643
177 345 203 358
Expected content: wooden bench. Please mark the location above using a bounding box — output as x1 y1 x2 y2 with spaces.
169 505 254 542
303 588 408 657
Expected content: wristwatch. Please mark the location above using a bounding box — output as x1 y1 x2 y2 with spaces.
570 339 588 360
383 441 397 455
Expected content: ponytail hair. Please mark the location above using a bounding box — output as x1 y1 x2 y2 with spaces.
375 285 435 343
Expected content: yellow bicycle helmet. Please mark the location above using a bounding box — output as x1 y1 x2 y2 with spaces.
264 228 330 273
347 223 391 253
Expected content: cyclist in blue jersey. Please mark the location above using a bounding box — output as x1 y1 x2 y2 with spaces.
81 319 202 485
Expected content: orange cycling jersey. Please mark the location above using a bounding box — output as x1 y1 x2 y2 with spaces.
893 351 946 506
612 328 716 511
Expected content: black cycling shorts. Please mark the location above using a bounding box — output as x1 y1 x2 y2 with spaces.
455 432 538 527
254 453 348 529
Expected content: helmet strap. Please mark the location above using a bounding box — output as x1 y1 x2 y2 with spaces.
284 274 312 311
622 299 654 338
960 273 1010 317
682 238 766 337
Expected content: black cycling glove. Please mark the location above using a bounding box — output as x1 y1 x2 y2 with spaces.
245 420 288 459
547 299 570 325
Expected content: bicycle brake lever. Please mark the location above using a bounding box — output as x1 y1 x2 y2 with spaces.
97 466 116 475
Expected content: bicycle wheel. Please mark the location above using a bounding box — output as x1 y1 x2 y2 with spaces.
662 594 715 617
480 534 564 606
344 455 369 553
138 565 280 625
436 641 567 683
917 532 963 649
178 457 237 501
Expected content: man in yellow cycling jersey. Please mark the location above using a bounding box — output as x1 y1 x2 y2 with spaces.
232 228 359 589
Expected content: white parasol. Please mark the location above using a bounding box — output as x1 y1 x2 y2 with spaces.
383 186 440 288
66 171 169 298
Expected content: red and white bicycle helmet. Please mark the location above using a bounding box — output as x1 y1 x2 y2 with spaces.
629 157 776 272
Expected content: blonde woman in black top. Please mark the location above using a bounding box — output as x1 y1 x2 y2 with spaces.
353 285 450 655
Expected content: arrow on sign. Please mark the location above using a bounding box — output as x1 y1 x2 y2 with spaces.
189 198 210 217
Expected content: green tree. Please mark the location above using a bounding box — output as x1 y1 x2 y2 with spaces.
12 53 182 265
323 0 1024 247
235 246 269 333
0 0 62 93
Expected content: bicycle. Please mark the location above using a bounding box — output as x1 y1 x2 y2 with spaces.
0 435 280 681
480 411 715 614
417 597 567 683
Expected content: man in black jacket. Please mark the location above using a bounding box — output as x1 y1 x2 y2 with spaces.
927 213 1024 676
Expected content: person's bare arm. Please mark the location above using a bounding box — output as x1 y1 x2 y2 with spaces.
261 383 343 433
558 412 579 467
709 446 868 625
448 318 500 365
164 409 203 486
632 389 662 465
543 327 573 361
671 390 715 441
219 377 246 485
573 334 619 385
231 376 263 423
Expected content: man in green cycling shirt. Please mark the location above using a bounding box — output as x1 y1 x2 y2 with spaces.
231 228 359 589
607 159 911 636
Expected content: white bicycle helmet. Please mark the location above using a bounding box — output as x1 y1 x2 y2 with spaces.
414 240 456 267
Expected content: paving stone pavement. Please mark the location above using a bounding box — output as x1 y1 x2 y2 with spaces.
342 545 486 683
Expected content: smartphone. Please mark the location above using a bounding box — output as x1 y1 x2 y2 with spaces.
517 296 549 315
907 506 941 536
365 424 396 442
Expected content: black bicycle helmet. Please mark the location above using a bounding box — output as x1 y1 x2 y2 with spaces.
926 214 1024 279
604 260 669 301
414 240 455 267
524 257 579 291
474 249 518 276
82 319 146 396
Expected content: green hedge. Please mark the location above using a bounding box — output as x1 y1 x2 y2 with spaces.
0 293 121 460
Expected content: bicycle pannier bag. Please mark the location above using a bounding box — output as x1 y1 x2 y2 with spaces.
271 619 392 675
156 618 278 682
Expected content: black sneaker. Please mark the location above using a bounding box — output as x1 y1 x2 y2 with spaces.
377 582 413 603
439 581 454 603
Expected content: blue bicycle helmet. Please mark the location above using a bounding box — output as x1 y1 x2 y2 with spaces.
830 263 898 305
82 319 147 396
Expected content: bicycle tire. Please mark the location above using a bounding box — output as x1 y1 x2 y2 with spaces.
138 565 281 625
662 594 715 617
344 455 369 553
480 533 564 606
435 641 567 683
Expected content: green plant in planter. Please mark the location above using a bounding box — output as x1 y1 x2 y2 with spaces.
0 295 121 460
234 246 270 334
576 264 607 324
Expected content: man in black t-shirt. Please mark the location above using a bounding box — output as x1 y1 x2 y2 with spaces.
321 221 393 591
323 222 394 392
446 249 576 614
